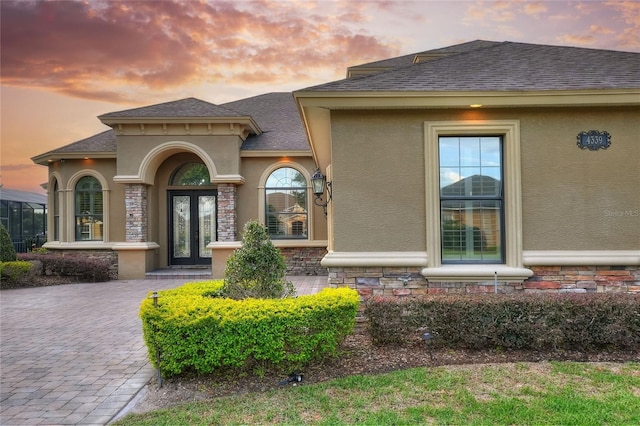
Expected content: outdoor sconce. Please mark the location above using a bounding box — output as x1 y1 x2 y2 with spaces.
311 169 332 216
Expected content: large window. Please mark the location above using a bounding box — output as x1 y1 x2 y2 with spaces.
75 176 103 241
439 136 504 263
265 167 308 239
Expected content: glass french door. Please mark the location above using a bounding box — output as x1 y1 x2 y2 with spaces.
169 190 217 265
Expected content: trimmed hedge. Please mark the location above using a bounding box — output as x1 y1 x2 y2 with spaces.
18 253 111 282
140 281 360 377
0 261 36 287
365 293 640 351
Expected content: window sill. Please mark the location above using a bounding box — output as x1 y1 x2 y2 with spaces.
421 265 533 282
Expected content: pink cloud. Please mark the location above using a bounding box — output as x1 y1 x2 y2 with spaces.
556 34 596 46
523 2 548 17
0 0 396 104
590 25 614 35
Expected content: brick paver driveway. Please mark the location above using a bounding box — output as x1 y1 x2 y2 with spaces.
0 277 326 425
1 279 188 425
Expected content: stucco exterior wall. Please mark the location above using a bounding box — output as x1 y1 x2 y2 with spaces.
116 133 243 178
330 106 639 253
331 111 427 252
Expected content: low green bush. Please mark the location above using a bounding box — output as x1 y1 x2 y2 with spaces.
140 281 360 377
365 293 640 351
18 252 111 282
0 260 35 287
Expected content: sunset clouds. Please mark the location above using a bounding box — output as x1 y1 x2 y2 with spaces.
1 0 638 193
1 0 398 103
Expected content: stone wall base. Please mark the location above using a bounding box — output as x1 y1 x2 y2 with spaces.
45 249 119 280
329 265 640 302
280 247 328 276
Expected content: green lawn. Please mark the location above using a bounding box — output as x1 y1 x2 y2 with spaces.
114 361 640 425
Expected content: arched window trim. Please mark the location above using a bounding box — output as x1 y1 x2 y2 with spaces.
66 170 110 243
169 162 213 186
258 162 313 240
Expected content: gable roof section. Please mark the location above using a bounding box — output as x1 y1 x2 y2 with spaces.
222 93 309 151
32 94 310 163
307 41 640 93
347 40 502 77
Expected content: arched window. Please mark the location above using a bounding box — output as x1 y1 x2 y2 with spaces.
170 163 210 186
265 167 307 239
75 176 103 241
53 180 59 241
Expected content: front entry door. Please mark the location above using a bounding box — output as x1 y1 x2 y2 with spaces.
169 190 217 265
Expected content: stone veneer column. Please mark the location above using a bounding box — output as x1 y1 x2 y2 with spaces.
124 184 147 242
216 183 237 242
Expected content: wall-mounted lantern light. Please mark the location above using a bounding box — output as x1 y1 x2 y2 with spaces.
311 169 332 216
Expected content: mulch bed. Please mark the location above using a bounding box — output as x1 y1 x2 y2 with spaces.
130 322 640 415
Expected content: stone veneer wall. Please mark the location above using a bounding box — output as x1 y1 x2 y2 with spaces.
124 184 147 242
329 265 640 301
48 250 119 280
217 184 237 242
279 247 328 276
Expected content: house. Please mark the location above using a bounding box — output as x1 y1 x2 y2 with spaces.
32 93 329 279
293 40 639 295
33 40 639 293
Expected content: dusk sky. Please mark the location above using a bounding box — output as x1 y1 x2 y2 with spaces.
1 0 639 194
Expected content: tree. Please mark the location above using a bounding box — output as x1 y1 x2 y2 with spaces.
222 220 295 299
0 222 17 262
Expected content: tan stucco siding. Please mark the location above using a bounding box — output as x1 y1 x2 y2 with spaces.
116 134 243 178
328 107 639 253
331 111 427 252
518 106 640 250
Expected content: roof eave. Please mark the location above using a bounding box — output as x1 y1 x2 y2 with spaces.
240 149 312 158
99 116 262 135
293 89 640 109
31 151 116 166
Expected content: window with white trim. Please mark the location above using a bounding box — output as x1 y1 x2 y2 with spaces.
439 136 504 263
265 167 308 239
75 176 103 241
424 121 526 276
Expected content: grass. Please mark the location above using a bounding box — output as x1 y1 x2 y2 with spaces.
114 361 640 425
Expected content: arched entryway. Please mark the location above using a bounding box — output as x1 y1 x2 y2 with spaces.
167 162 217 265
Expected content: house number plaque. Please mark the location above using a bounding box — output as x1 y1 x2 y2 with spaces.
577 130 611 151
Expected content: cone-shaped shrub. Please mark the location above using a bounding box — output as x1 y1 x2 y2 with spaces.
222 220 295 299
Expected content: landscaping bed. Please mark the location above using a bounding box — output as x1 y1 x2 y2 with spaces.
129 320 639 415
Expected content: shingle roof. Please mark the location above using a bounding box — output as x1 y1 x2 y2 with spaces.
98 97 243 119
221 93 309 151
348 40 501 71
306 41 640 92
52 129 117 153
36 94 309 157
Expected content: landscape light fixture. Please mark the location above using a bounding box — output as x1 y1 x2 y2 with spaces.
311 169 332 216
422 332 435 361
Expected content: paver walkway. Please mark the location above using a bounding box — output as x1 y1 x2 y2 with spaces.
0 276 327 425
